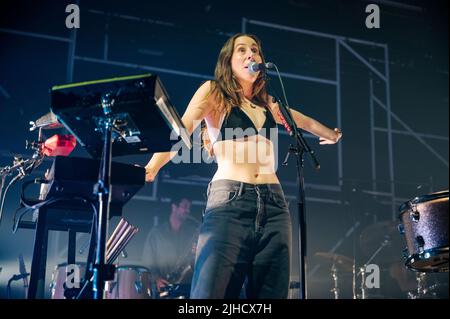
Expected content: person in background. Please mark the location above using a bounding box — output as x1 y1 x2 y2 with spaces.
143 196 198 297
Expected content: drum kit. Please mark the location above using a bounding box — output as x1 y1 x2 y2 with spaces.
315 190 448 299
49 191 447 299
49 227 196 299
105 266 153 299
50 263 192 299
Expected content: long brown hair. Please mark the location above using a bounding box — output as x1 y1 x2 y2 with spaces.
202 33 269 156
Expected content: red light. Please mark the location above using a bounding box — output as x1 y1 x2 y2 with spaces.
42 134 76 157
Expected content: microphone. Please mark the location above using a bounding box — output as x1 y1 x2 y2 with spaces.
41 134 77 157
248 62 274 74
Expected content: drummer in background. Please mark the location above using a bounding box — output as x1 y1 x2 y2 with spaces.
142 196 199 297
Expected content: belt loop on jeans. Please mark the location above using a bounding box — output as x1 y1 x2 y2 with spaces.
254 184 260 198
238 182 244 196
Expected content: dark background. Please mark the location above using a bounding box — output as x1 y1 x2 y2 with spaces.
0 0 448 299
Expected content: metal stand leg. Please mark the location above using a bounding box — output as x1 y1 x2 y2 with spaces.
28 209 49 299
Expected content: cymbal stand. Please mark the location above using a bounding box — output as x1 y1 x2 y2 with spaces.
407 272 427 299
359 265 367 299
356 237 390 298
330 263 340 299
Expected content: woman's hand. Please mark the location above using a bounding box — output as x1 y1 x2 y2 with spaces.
145 165 158 183
319 128 342 145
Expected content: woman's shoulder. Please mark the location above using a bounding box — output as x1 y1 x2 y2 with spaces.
198 80 214 91
196 80 222 105
188 81 216 116
190 80 211 99
192 80 213 100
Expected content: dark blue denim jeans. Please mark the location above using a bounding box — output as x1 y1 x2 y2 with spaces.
190 179 292 299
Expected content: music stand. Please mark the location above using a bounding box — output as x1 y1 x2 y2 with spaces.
51 73 191 299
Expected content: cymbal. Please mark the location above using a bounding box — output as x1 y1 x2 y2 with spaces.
315 252 353 272
359 220 403 263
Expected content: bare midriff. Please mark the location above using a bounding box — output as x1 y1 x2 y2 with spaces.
211 135 280 185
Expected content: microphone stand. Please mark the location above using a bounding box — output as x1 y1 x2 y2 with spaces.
272 93 320 300
264 61 324 299
264 65 319 299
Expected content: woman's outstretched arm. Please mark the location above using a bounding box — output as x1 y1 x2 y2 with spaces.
145 81 213 182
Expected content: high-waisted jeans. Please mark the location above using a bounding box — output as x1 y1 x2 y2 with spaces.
190 179 292 299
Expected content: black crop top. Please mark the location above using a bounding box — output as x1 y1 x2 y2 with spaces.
213 106 278 143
